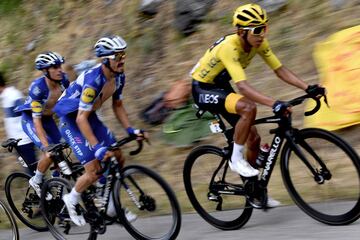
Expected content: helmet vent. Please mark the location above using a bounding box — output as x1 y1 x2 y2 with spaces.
243 10 257 19
237 14 249 21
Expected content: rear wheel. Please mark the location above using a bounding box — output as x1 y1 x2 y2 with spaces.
281 128 360 225
114 165 181 240
183 145 253 230
5 172 48 232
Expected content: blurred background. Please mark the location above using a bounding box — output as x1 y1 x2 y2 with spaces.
0 0 359 212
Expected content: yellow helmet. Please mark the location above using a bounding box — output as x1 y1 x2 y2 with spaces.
232 4 268 27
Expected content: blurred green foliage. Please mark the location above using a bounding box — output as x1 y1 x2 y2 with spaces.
0 0 22 15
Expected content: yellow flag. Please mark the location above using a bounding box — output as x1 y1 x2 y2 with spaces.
304 25 360 131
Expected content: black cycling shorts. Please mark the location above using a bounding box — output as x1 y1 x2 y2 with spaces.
192 80 241 127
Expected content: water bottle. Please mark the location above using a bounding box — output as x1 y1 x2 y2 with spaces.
256 143 270 168
58 160 72 175
17 156 28 168
94 181 105 209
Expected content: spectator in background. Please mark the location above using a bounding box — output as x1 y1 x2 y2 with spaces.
0 72 38 175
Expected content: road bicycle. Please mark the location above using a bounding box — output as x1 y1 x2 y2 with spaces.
183 93 360 230
0 198 19 240
41 136 182 240
2 138 83 232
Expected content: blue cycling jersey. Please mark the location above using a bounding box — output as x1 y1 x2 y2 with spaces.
54 64 125 116
16 74 69 118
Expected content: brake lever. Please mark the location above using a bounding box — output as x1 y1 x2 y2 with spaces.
323 94 329 107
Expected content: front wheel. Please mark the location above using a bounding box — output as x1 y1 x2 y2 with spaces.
41 177 91 240
0 199 19 240
281 128 360 225
183 145 253 230
113 165 181 240
5 172 48 232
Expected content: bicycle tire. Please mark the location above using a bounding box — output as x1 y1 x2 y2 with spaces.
183 145 253 230
5 172 48 232
0 199 19 240
281 128 360 225
41 177 91 240
113 164 181 240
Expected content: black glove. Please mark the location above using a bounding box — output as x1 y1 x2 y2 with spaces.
305 84 325 97
272 100 290 115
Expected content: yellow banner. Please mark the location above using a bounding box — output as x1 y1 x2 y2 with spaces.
304 25 360 131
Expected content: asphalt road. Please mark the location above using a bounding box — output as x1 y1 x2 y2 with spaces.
6 203 360 240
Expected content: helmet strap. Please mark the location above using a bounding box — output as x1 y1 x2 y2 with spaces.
103 58 120 75
243 30 250 47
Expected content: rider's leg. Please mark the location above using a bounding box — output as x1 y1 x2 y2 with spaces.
15 142 38 175
246 126 261 167
73 159 102 193
63 159 100 226
229 97 259 177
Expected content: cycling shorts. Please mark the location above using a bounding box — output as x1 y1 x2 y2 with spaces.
59 112 116 165
21 111 62 149
192 80 241 127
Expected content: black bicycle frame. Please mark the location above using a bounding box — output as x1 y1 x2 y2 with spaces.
254 115 287 187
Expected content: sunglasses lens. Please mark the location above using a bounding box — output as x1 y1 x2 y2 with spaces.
113 52 126 61
253 26 266 35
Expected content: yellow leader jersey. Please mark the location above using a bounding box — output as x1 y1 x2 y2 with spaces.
191 34 282 84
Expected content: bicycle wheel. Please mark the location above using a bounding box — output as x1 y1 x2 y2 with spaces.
113 164 181 240
281 128 360 225
5 172 48 232
41 177 91 240
0 199 19 240
183 145 253 230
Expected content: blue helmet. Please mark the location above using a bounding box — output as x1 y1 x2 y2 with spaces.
35 51 65 70
94 35 127 57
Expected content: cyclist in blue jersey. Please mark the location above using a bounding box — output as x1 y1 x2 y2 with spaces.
16 51 69 197
54 35 146 226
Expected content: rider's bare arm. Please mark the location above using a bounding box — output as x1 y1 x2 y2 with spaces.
112 99 131 129
33 117 49 147
76 110 99 146
235 80 275 107
274 66 308 90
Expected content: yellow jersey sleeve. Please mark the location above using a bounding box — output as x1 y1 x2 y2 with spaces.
217 42 247 83
257 39 282 70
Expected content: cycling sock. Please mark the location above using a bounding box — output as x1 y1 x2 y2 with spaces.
68 188 82 205
33 170 44 183
231 143 245 162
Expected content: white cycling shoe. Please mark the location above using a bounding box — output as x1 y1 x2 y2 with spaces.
248 196 282 208
29 177 52 200
267 197 281 208
62 194 86 226
106 196 137 223
124 208 138 222
229 159 259 177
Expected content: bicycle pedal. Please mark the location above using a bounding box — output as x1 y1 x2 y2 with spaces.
247 197 264 209
207 192 220 202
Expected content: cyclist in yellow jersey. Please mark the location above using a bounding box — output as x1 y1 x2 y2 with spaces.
191 3 323 206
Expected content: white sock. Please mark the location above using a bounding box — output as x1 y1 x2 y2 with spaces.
231 143 245 163
33 170 44 184
68 188 81 205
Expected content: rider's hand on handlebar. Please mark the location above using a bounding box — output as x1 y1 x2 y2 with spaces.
93 143 114 161
273 100 292 115
127 127 149 141
305 84 326 99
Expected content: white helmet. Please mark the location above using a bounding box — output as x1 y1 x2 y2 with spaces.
35 51 65 70
94 35 127 57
